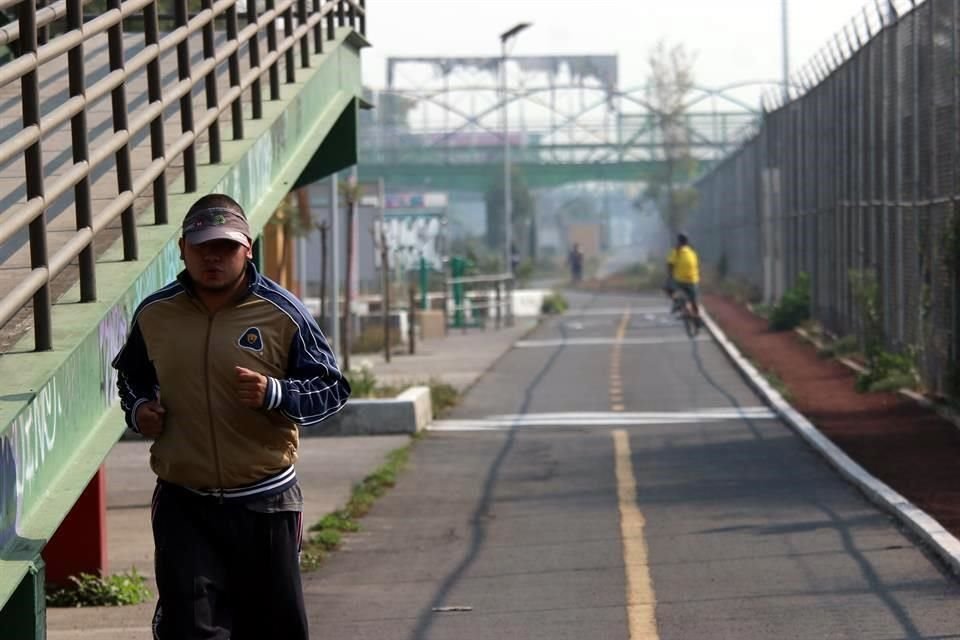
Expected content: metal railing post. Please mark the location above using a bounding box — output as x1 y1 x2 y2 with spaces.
284 0 296 83
201 0 222 163
226 0 244 139
67 0 95 301
326 0 335 40
174 0 197 191
298 0 309 67
247 0 263 119
20 0 51 351
312 0 323 53
108 0 137 260
144 0 168 224
265 0 280 99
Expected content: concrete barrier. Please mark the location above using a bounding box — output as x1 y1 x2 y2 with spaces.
304 385 433 437
120 386 434 441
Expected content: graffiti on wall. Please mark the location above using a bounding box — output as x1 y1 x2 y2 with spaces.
376 214 445 272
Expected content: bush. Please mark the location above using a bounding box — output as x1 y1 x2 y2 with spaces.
540 292 569 315
47 570 151 607
855 349 919 393
768 273 810 331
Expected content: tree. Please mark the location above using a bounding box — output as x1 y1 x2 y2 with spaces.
643 40 699 236
484 166 535 261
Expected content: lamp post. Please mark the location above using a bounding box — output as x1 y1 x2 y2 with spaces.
500 22 531 275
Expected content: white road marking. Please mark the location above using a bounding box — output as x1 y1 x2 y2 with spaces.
429 408 777 431
516 336 711 348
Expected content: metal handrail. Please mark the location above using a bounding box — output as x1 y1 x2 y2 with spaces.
446 272 514 286
445 271 515 330
0 0 366 351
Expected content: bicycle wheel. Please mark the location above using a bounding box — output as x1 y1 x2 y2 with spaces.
683 310 697 338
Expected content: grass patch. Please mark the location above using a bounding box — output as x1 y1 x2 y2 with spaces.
817 335 858 359
761 369 791 400
750 303 772 320
300 446 412 572
47 570 152 608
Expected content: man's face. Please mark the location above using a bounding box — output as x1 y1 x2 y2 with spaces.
180 238 251 291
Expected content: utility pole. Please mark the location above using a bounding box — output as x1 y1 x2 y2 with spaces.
329 173 340 367
781 0 790 101
317 220 328 332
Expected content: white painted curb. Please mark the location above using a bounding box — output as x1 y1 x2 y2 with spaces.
701 310 960 577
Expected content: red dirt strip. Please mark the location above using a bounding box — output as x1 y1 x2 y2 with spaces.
704 294 960 538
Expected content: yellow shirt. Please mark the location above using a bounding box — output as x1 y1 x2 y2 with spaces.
667 246 699 284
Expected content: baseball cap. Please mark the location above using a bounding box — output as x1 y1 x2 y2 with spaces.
182 206 251 248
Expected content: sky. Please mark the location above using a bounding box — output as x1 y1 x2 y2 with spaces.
361 0 881 98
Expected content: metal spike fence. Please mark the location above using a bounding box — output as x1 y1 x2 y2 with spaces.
691 0 960 396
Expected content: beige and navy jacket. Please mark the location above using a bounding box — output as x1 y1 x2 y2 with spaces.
112 262 350 501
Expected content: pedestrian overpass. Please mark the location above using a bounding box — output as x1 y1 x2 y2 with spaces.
0 0 367 634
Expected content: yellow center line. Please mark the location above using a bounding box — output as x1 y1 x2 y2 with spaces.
613 430 659 638
610 311 631 413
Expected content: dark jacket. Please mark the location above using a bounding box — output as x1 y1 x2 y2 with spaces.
112 262 350 500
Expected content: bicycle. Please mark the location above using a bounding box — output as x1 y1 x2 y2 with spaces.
670 288 701 338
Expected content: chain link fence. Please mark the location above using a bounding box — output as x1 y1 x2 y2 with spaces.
691 0 960 396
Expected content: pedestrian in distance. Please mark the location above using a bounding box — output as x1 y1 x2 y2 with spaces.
112 193 350 640
567 243 584 283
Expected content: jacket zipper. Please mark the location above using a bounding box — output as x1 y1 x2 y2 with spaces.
204 314 226 501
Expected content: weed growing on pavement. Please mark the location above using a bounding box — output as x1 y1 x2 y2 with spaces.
761 369 791 401
428 379 460 417
345 362 378 396
540 291 569 315
300 446 412 572
46 569 152 607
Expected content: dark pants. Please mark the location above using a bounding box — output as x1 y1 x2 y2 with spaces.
151 483 308 640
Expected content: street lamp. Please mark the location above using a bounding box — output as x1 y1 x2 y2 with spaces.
500 21 531 276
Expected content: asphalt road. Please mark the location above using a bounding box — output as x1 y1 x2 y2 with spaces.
303 290 960 639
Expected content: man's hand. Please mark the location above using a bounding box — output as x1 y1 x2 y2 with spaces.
135 400 165 438
236 366 268 408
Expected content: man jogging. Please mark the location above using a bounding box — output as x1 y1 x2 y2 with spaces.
112 193 350 640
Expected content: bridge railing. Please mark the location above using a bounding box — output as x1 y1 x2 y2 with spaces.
0 0 364 353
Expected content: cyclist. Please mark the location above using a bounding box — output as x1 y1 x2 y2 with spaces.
666 232 701 323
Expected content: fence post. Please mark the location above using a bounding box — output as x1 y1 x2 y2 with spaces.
408 283 416 354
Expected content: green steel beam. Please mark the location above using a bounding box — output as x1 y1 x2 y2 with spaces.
360 160 667 191
0 27 366 614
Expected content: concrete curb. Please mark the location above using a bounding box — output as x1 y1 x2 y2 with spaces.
701 310 960 577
